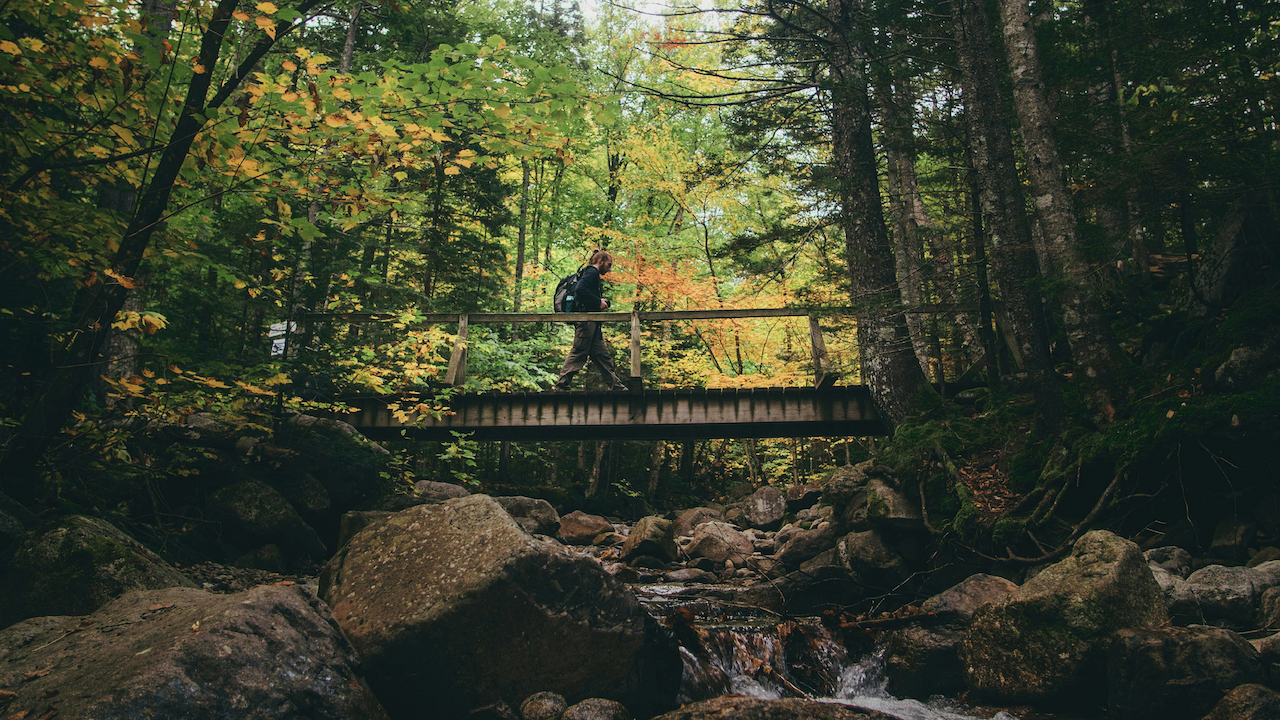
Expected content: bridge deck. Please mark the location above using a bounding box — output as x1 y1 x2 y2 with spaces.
341 385 885 441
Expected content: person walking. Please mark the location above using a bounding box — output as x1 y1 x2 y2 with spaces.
553 249 629 392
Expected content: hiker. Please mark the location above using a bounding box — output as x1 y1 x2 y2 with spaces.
553 249 629 392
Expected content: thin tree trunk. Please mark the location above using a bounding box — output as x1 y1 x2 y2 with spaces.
587 440 607 498
646 441 664 498
513 159 529 315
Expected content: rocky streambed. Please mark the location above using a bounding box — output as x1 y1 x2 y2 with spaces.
2 463 1280 719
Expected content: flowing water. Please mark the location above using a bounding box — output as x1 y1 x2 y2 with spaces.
636 583 1023 720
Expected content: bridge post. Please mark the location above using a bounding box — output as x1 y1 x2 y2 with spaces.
629 310 643 392
809 313 835 389
445 313 469 387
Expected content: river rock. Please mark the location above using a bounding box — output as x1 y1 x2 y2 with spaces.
207 478 328 569
733 486 786 530
1259 587 1280 630
521 692 568 720
959 530 1168 703
622 516 677 562
1203 684 1280 720
822 461 893 508
652 696 893 720
1210 518 1258 562
563 698 631 720
885 574 1019 699
685 522 753 565
775 522 840 567
416 480 472 501
1106 626 1265 720
1185 564 1279 628
785 483 822 511
338 510 394 548
1248 547 1280 568
835 529 907 590
319 495 680 718
0 515 193 629
842 476 921 531
666 568 717 583
1147 546 1193 577
559 510 614 545
673 507 725 538
1150 565 1204 624
497 496 561 536
0 585 387 719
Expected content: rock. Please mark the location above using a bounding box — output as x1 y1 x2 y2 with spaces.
563 698 631 720
751 556 788 579
785 483 822 512
1186 565 1279 628
1259 587 1280 630
1252 631 1280 684
666 568 717 583
416 480 472 501
521 692 568 720
1147 546 1194 578
959 530 1168 703
752 536 776 554
208 478 328 569
1106 626 1265 720
835 529 907 590
319 496 680 718
884 574 1018 699
0 516 193 629
1151 565 1205 624
338 510 394 549
0 507 23 555
1248 547 1280 568
0 585 387 719
652 696 892 720
842 476 921 531
1203 684 1280 720
629 555 669 570
559 510 614 545
496 496 561 536
775 522 841 567
1210 518 1258 563
594 531 626 546
621 516 677 562
231 543 287 573
1214 334 1280 391
795 504 836 525
822 460 892 508
799 548 844 576
672 507 725 538
471 702 520 720
733 486 786 530
685 522 753 565
688 557 718 572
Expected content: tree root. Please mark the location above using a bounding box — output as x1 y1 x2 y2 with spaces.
1003 470 1125 564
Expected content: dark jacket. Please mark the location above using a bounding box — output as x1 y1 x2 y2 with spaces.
573 265 605 312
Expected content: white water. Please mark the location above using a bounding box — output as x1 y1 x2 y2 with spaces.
830 645 1020 720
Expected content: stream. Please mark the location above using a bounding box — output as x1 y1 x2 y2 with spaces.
635 583 1027 720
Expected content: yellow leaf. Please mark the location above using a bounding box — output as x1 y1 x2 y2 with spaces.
103 268 137 289
0 41 20 55
256 1 278 13
169 365 184 374
233 10 251 21
89 56 110 69
203 378 231 389
154 378 169 385
1166 410 1176 419
333 87 352 101
282 60 297 71
255 16 276 39
17 83 30 93
393 171 408 181
324 113 347 128
24 39 44 53
192 63 206 74
491 104 511 119
234 280 247 289
444 166 461 175
141 367 155 378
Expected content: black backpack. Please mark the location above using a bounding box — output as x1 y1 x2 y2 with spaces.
553 266 585 313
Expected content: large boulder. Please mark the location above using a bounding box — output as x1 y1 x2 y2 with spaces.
775 522 841 567
673 507 724 539
959 530 1168 703
885 574 1019 699
1150 565 1204 624
207 478 328 569
559 510 614 545
1186 564 1280 628
1146 546 1193 578
841 476 921 531
416 479 472 500
733 486 786 530
684 522 753 565
834 529 907 590
621 516 677 563
1203 684 1280 720
1106 626 1265 720
785 483 822 512
821 461 893 508
496 496 561 536
0 585 387 719
652 696 893 720
319 495 681 719
0 515 193 629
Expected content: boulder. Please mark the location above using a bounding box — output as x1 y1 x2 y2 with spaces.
1252 631 1280 687
338 510 394 549
835 530 907 590
652 696 893 720
593 532 626 547
1248 547 1280 568
1259 587 1280 631
1147 546 1193 578
673 507 725 538
1202 684 1280 720
0 585 387 719
684 522 753 565
319 496 680 718
563 698 631 720
885 574 1018 699
666 568 717 583
775 522 841 567
416 480 472 501
1106 626 1265 720
821 461 893 508
796 504 836 525
1151 565 1205 624
959 530 1168 703
1186 565 1280 628
208 478 328 569
733 486 786 530
1210 518 1258 563
0 515 193 629
621 516 677 563
559 510 614 545
472 702 520 720
785 483 822 512
841 477 921 531
231 543 287 573
496 496 561 536
521 692 568 720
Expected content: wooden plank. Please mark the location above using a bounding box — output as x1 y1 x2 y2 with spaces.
809 314 833 388
444 314 469 387
630 311 642 390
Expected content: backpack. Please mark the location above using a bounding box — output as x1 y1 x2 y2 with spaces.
553 266 586 313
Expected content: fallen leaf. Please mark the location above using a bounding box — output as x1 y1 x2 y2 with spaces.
21 668 50 682
9 710 29 720
35 711 56 720
1166 410 1175 418
191 620 200 632
0 689 16 700
147 603 175 611
271 580 295 586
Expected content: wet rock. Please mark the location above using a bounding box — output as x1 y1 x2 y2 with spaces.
563 698 630 720
1107 626 1265 720
666 568 717 583
594 531 626 547
1249 547 1280 568
497 496 561 536
785 483 822 512
960 530 1168 703
1202 683 1280 720
1147 546 1193 578
775 522 840 567
319 496 680 718
733 486 786 530
0 515 193 628
208 478 328 569
1211 518 1258 563
673 507 725 538
621 516 677 563
338 510 394 548
685 522 753 565
1186 564 1279 628
0 585 387 719
841 476 921 532
416 480 472 501
652 696 892 719
521 692 568 720
559 510 614 545
1150 565 1204 624
835 529 907 589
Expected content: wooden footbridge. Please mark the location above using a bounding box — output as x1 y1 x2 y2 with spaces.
319 307 897 440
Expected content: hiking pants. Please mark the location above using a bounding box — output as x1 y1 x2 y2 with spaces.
555 321 627 390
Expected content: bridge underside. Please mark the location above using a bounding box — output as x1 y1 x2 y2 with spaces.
340 386 885 441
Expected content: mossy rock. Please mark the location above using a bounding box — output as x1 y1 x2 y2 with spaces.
0 516 193 629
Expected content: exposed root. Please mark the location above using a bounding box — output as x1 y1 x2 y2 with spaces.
1003 470 1126 565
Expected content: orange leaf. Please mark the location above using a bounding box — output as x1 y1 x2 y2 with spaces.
254 16 276 39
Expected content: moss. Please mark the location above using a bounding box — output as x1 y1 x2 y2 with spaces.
951 485 979 539
992 517 1025 546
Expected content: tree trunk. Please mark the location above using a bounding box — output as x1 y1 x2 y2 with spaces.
998 0 1118 411
826 0 932 427
587 440 608 498
646 441 664 498
513 159 530 315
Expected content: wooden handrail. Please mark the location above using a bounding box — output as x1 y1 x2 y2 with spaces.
306 304 975 324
